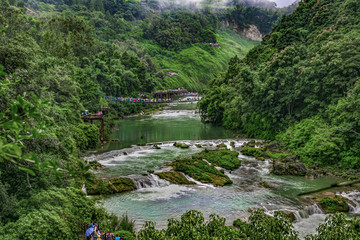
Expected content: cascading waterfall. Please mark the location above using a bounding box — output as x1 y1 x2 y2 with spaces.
339 191 360 214
293 204 324 221
131 174 171 189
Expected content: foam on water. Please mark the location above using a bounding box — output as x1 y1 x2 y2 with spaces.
151 110 199 119
183 174 216 189
293 213 327 239
339 191 360 214
135 185 194 201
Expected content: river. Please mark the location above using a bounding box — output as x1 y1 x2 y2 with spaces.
86 102 360 239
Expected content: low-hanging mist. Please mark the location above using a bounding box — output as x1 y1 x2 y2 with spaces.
154 0 299 9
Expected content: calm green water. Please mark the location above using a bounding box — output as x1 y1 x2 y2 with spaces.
87 102 355 238
102 103 233 152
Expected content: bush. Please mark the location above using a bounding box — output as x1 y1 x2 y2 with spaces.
118 214 135 234
113 230 135 240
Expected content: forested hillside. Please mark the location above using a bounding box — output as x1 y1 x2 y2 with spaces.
199 0 360 168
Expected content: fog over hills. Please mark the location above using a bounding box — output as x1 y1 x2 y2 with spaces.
156 0 300 10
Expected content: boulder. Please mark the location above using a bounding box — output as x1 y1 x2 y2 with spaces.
272 159 307 176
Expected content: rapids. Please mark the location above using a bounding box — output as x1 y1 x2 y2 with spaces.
86 102 360 238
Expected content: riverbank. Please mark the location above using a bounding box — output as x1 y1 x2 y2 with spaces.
240 140 360 181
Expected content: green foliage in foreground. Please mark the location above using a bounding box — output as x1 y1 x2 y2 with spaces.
199 0 360 168
305 213 360 240
193 148 241 170
113 230 135 240
138 210 246 239
137 209 360 240
0 187 119 240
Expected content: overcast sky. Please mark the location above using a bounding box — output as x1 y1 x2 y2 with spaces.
273 0 298 8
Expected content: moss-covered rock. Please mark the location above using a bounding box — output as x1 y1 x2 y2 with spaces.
193 149 241 170
241 143 308 176
155 171 195 185
281 211 296 222
241 146 264 158
216 143 227 148
88 161 106 170
230 141 235 148
319 196 350 213
153 144 161 149
172 158 232 187
195 144 202 148
272 159 307 176
87 177 136 195
259 181 272 188
246 141 256 147
173 142 190 148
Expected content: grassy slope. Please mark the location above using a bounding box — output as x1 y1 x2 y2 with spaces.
141 31 259 91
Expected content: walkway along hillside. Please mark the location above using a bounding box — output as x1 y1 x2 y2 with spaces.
105 88 199 104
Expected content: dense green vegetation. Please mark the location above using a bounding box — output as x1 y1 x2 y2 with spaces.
137 209 360 240
199 0 360 169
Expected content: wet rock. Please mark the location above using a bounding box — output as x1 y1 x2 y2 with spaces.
153 144 161 149
155 171 195 185
272 159 307 176
281 211 296 222
283 156 297 162
241 146 264 158
173 142 190 149
216 143 227 148
246 141 256 147
88 161 106 170
259 181 272 188
265 142 285 153
318 196 350 213
87 177 136 195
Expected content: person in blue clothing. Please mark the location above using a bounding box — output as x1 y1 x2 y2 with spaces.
115 234 120 240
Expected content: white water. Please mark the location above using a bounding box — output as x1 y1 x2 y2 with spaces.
340 191 360 214
89 107 360 237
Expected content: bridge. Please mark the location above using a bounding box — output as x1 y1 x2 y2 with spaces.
105 88 199 104
105 96 199 104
